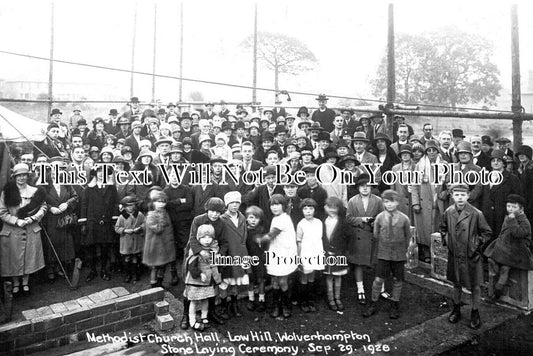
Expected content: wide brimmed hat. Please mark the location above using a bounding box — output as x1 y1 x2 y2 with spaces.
275 125 289 134
424 140 439 152
191 150 211 164
298 119 311 129
11 163 30 177
516 145 532 160
297 106 309 116
399 144 413 156
169 143 184 154
154 137 173 147
316 94 328 101
317 131 332 142
210 155 228 164
456 141 472 154
490 149 505 161
373 133 392 146
137 149 154 161
352 132 369 142
338 155 360 167
452 129 465 138
309 122 324 132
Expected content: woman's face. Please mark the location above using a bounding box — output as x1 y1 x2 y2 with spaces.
101 153 113 162
413 149 424 161
96 122 104 131
376 140 387 151
427 148 438 160
141 156 151 165
15 174 28 185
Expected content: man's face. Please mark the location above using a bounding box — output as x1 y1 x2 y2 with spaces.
242 145 253 160
397 127 409 141
302 154 312 164
212 162 223 176
470 138 481 153
181 119 191 129
262 140 273 150
376 139 387 151
423 125 433 138
266 153 279 166
353 141 365 153
51 114 61 123
383 199 399 212
276 132 287 143
319 140 330 150
518 154 529 163
337 146 348 156
481 143 491 153
72 148 85 162
341 111 351 120
318 100 327 109
334 117 343 129
453 136 463 145
158 143 170 155
306 173 317 186
48 128 60 139
20 155 33 166
283 185 297 197
440 134 452 149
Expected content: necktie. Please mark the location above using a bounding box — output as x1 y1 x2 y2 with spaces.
388 212 394 237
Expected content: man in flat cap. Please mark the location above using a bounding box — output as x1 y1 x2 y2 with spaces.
440 184 492 330
495 137 513 158
200 102 216 121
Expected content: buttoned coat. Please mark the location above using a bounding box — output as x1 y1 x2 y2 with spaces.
346 194 383 266
220 211 249 279
391 162 415 221
143 209 176 266
0 186 47 277
440 203 492 289
80 183 119 245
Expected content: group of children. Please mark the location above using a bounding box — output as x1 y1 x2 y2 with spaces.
114 171 533 332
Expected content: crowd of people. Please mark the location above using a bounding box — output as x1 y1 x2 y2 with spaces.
1 94 533 332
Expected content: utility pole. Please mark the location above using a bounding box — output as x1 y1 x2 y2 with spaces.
386 3 395 137
130 0 138 99
151 1 158 103
511 4 523 151
178 2 184 104
47 0 55 119
252 3 258 111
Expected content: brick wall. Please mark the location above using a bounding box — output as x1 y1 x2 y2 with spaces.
0 287 164 356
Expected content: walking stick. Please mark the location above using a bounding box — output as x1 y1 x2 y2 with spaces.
40 223 74 288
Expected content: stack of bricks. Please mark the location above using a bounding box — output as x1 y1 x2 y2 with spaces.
0 287 164 356
154 301 174 331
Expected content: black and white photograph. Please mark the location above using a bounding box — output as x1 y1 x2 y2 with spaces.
1 0 533 355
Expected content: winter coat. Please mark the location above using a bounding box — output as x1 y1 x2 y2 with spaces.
220 211 249 279
143 209 176 266
484 213 533 270
0 185 47 277
79 182 119 245
391 162 415 221
187 214 228 256
440 203 492 289
481 170 522 237
346 194 383 266
245 184 285 223
164 185 193 249
185 243 222 286
115 211 145 255
42 183 78 264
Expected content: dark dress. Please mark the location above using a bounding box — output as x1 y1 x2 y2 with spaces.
246 225 267 283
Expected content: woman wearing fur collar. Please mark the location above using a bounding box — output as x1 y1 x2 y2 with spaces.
0 163 47 295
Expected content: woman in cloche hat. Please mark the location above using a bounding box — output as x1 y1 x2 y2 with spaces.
0 164 47 294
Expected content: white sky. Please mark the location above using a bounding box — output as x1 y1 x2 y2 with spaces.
0 0 532 109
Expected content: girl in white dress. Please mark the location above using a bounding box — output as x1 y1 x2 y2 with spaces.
263 194 297 319
296 198 324 313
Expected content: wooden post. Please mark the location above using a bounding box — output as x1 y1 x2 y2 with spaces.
252 3 258 112
47 0 55 119
511 4 523 152
386 3 395 137
151 2 158 103
178 2 184 104
130 0 138 99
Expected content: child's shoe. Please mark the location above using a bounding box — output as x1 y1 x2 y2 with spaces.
362 301 377 317
389 301 400 319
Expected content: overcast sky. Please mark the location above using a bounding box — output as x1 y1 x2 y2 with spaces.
1 0 532 109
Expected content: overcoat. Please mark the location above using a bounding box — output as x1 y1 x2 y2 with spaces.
440 203 492 289
115 211 146 255
484 213 533 270
80 183 119 245
321 218 350 274
346 194 383 266
480 170 521 237
220 211 249 279
143 209 176 266
391 162 415 221
42 183 78 263
0 186 47 277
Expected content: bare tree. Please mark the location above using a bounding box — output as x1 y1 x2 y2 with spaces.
241 32 318 97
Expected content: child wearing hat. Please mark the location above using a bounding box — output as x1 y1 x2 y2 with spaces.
296 198 324 313
184 197 228 329
211 133 232 162
219 191 249 318
346 173 384 305
142 191 176 288
115 196 145 283
245 205 268 312
484 194 533 303
184 224 222 331
439 184 492 329
363 190 411 319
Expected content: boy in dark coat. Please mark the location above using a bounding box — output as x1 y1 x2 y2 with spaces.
440 184 492 329
484 194 533 302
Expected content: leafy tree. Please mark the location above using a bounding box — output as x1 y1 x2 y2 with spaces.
241 32 317 95
371 28 501 109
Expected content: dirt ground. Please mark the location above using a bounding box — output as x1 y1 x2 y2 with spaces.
440 312 533 356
